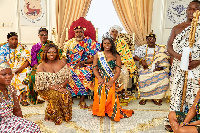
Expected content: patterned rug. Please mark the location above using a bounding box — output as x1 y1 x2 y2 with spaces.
21 103 169 133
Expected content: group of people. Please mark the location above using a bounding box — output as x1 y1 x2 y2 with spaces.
0 19 137 131
1 0 200 132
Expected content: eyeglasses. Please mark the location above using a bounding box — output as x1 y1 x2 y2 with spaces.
39 34 48 37
147 38 155 41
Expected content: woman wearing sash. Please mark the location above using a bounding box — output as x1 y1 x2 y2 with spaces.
92 34 133 121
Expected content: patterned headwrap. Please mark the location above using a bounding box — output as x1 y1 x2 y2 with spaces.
0 59 10 71
7 32 18 39
109 25 123 34
38 27 48 34
146 30 156 39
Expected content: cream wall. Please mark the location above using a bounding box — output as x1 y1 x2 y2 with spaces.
0 0 56 50
151 0 173 45
0 0 172 49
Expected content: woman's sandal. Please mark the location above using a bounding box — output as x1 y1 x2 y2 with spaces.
88 104 93 111
139 99 146 105
37 99 45 104
122 92 130 100
79 102 88 109
55 117 62 125
20 100 30 106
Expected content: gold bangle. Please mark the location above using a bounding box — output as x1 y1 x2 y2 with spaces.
139 58 143 63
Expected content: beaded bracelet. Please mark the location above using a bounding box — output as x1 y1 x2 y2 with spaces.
183 122 189 126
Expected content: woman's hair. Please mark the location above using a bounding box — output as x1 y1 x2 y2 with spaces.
42 43 59 62
191 0 200 4
101 37 119 56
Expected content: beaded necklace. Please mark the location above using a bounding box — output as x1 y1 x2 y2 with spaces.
144 44 156 67
196 99 200 114
0 87 14 108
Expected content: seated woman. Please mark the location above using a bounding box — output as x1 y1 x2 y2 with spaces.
92 34 134 121
0 59 40 132
169 79 200 133
35 43 72 125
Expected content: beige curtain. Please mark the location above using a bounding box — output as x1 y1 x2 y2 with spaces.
112 0 153 45
55 0 92 48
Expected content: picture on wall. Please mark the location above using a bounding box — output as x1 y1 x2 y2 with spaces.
20 0 47 26
165 0 189 29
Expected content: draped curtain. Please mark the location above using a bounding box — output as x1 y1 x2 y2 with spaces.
55 0 92 48
112 0 153 45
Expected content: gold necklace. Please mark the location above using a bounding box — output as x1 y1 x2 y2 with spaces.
145 45 156 67
0 87 14 108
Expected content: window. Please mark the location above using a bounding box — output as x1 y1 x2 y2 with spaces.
86 0 125 42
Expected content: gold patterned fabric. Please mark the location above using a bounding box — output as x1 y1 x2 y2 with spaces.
35 65 71 91
115 38 136 90
35 65 72 124
116 38 136 76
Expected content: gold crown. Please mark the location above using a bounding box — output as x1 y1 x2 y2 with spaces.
146 30 156 39
74 26 86 31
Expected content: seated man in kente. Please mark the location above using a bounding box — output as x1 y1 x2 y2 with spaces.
109 25 137 100
0 32 31 106
133 31 170 105
62 24 100 109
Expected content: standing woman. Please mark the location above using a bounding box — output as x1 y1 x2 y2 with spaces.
0 59 40 132
29 27 49 104
35 43 72 125
92 34 134 121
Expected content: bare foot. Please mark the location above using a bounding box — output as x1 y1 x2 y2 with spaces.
88 104 93 111
44 116 53 122
79 102 88 109
44 115 49 121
